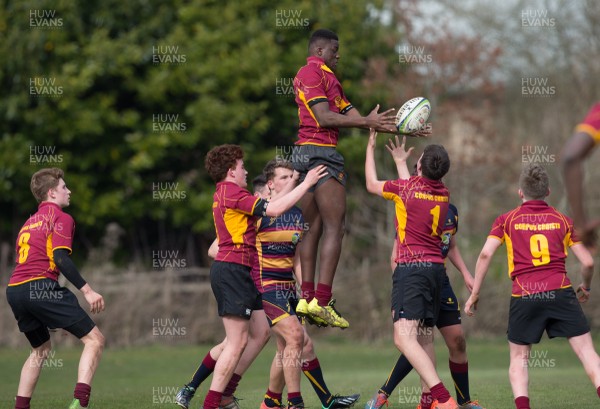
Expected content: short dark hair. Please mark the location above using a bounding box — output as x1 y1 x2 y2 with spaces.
420 145 450 181
205 144 243 183
309 29 338 50
31 167 64 203
252 174 267 194
263 159 294 182
519 163 549 200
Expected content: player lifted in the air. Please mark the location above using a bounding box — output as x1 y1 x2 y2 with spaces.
291 29 399 329
465 163 600 409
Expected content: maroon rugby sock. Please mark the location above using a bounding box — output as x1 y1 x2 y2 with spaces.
597 386 600 398
315 283 332 306
15 396 31 409
515 396 530 409
203 389 222 409
420 392 433 409
430 382 451 404
223 373 241 397
301 281 315 301
74 382 91 407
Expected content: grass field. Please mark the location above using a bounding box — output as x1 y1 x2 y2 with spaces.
1 335 598 408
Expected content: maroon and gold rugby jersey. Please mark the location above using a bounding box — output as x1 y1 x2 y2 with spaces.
10 202 74 286
574 103 600 144
213 181 267 267
383 176 449 265
294 56 353 147
488 200 580 297
251 206 304 294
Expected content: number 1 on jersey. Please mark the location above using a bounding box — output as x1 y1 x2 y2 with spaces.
430 205 440 236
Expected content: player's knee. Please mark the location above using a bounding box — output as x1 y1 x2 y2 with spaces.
286 325 304 349
34 341 52 359
303 334 313 354
85 329 105 351
452 334 467 354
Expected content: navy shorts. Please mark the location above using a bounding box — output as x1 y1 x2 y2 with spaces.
210 261 262 319
437 273 461 328
392 263 445 327
290 145 346 191
261 284 299 327
508 288 590 345
6 279 95 348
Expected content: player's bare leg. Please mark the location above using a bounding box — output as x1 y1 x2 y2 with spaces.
205 317 249 401
508 342 530 400
314 178 345 288
16 340 52 398
297 192 322 300
271 316 305 406
219 310 271 407
77 327 105 385
393 319 440 388
306 179 347 328
439 324 467 364
568 332 600 388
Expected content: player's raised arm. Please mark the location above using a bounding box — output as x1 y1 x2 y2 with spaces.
385 134 413 180
311 102 397 133
561 103 600 247
265 165 327 216
464 237 502 316
365 129 386 196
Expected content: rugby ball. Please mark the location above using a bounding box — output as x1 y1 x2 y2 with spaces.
395 97 431 134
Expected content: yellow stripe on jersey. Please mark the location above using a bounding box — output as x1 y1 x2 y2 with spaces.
46 234 56 271
381 187 408 242
505 233 515 278
296 141 336 147
257 230 299 243
7 276 47 287
224 208 250 246
298 90 321 127
261 257 294 270
575 123 600 144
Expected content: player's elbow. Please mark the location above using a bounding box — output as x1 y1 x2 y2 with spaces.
365 179 379 195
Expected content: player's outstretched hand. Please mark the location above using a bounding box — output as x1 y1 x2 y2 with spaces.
83 287 105 314
368 128 378 148
386 135 414 163
462 273 475 293
304 165 328 186
408 125 432 138
576 284 591 303
464 294 479 316
366 104 397 134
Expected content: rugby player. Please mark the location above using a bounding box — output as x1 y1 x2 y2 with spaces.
465 163 600 409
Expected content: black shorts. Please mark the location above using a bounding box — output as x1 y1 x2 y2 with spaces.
437 273 461 328
508 288 590 345
290 145 346 191
210 261 262 319
391 263 445 327
6 279 95 348
262 285 299 327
